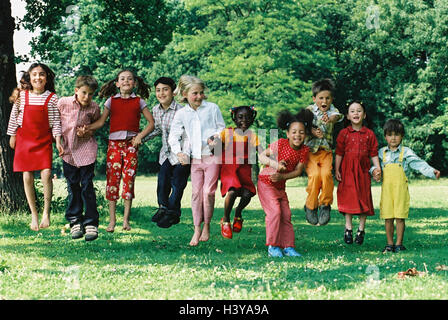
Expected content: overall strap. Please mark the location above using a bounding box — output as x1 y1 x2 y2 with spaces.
398 146 405 163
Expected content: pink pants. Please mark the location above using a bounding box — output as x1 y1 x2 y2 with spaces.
191 155 220 226
257 180 295 248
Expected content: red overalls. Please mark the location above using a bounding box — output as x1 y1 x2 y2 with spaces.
13 91 54 172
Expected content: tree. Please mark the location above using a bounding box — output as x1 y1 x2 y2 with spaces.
0 0 27 212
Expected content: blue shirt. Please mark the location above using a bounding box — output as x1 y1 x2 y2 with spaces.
371 144 436 179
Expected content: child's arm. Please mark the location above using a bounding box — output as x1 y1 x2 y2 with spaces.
270 162 305 182
168 112 189 165
370 155 382 182
406 148 440 179
334 154 343 181
132 108 155 147
258 147 284 171
86 108 110 131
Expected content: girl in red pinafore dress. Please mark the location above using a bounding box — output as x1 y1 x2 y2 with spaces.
218 106 264 239
85 69 154 232
7 63 64 231
334 101 381 246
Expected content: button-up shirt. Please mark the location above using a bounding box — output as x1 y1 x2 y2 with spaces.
372 144 436 179
57 95 100 167
305 104 343 153
168 100 226 159
142 100 188 165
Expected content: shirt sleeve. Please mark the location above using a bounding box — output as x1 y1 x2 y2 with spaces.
405 147 436 179
328 105 344 123
299 145 310 163
49 94 62 137
213 104 226 135
7 99 20 136
335 129 346 156
168 110 186 156
368 130 379 158
104 97 112 110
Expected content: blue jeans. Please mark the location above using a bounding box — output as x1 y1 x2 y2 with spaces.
63 161 99 227
157 159 190 216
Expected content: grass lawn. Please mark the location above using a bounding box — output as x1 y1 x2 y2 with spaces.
1 176 448 300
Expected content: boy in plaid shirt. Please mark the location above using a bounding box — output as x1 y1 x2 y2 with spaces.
142 77 190 228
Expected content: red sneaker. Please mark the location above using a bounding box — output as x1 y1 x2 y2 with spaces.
221 218 232 239
232 217 243 233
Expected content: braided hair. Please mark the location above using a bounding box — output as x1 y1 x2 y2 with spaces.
230 105 257 127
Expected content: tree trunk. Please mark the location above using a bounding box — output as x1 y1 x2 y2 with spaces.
0 0 27 213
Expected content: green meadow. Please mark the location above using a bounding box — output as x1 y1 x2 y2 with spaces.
1 176 447 300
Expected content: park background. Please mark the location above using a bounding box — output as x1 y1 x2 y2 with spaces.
1 0 448 301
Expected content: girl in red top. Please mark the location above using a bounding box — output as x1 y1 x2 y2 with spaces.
335 101 381 245
257 108 313 258
7 63 64 231
217 106 264 239
86 69 155 232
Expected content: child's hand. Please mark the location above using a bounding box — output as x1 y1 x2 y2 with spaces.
434 169 440 179
270 173 283 183
76 126 87 137
312 127 324 139
277 160 287 172
372 167 382 182
131 134 143 148
9 136 16 149
321 112 329 123
207 134 220 147
177 152 189 166
57 142 64 156
335 170 342 182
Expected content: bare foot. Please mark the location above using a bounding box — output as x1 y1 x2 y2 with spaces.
122 221 131 231
106 221 116 233
189 227 201 246
30 217 39 231
39 215 50 229
199 223 210 242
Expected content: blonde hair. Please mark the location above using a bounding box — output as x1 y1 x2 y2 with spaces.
174 75 207 103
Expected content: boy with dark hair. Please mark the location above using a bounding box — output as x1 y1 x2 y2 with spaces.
373 119 440 253
58 75 100 241
142 77 190 228
304 78 343 226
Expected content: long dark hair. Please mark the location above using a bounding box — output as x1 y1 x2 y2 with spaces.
99 68 151 99
19 62 56 92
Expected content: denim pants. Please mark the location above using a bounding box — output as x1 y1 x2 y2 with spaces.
157 159 190 216
63 161 99 227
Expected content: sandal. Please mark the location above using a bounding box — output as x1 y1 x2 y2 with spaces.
232 217 243 233
382 244 395 253
344 229 353 244
220 218 232 239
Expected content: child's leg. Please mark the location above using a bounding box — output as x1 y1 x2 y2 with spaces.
123 199 132 231
279 191 295 248
23 171 39 231
190 225 202 246
80 163 98 228
107 200 117 232
358 213 367 231
234 189 252 219
258 181 282 247
344 213 353 230
395 218 405 245
39 168 52 229
223 189 238 222
63 161 83 227
168 163 190 216
318 151 334 207
199 157 220 242
385 219 395 245
157 159 172 209
305 152 322 210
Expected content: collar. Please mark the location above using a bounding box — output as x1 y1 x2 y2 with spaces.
72 94 92 108
112 92 137 99
347 125 367 133
311 103 334 114
185 101 205 112
385 143 403 153
157 99 177 111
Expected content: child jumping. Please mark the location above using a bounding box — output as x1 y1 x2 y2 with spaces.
86 69 155 232
168 75 226 246
373 119 440 253
141 77 191 229
258 108 313 258
335 101 381 245
7 63 63 231
58 75 101 241
304 79 343 226
218 105 264 239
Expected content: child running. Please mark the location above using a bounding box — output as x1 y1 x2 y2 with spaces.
85 69 155 232
218 106 264 239
168 75 226 246
7 63 63 231
258 108 313 258
374 119 440 253
335 101 381 245
58 75 101 241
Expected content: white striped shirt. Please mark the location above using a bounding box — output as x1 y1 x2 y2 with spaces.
7 90 62 137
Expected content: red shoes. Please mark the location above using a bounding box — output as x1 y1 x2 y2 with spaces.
220 218 232 239
233 217 243 233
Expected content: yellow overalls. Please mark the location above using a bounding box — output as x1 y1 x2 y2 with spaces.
380 147 410 219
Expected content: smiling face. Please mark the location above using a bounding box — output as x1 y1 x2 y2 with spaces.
155 83 174 108
183 84 205 109
385 132 403 151
286 121 306 149
115 71 136 94
75 85 95 107
29 66 47 93
313 90 333 112
347 102 366 127
234 108 254 131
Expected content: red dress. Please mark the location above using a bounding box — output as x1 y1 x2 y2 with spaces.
13 91 54 172
335 126 378 215
220 128 258 197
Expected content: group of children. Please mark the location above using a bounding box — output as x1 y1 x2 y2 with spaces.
7 64 441 257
